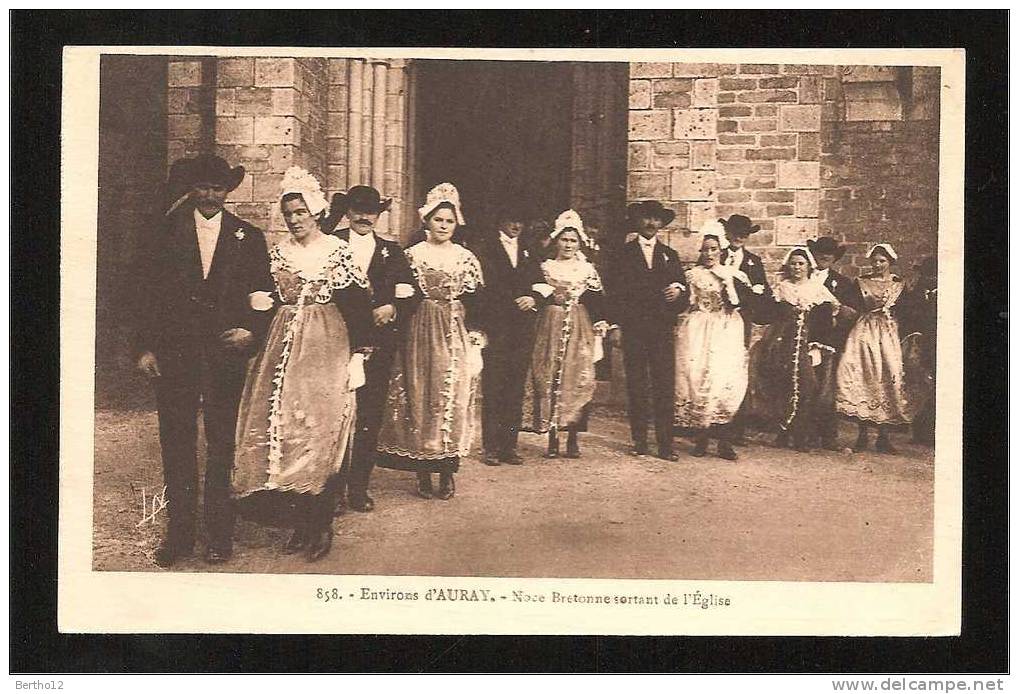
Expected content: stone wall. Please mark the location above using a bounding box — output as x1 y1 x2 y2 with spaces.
166 58 215 165
819 66 941 275
627 62 941 280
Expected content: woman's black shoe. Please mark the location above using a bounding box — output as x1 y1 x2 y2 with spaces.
853 430 870 452
691 439 708 457
875 434 897 454
283 527 307 554
544 432 560 458
436 473 456 500
305 527 333 562
717 442 738 461
416 473 433 499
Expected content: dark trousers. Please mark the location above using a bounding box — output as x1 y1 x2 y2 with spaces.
729 310 754 438
814 353 839 445
153 343 247 552
622 325 676 454
481 329 530 455
344 345 395 501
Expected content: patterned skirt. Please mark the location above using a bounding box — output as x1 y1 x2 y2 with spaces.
376 299 479 473
233 303 355 498
674 309 748 429
521 303 597 433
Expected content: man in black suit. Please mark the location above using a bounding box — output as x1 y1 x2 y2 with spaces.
326 186 412 511
719 214 770 445
469 205 539 466
806 236 855 450
134 154 272 567
612 201 688 461
720 214 770 344
808 236 854 307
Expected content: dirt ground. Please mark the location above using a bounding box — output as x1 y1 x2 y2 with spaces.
92 403 933 582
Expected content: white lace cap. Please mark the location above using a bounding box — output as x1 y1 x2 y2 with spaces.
867 243 898 261
280 167 328 216
782 246 817 269
697 219 730 250
418 182 466 225
550 209 590 245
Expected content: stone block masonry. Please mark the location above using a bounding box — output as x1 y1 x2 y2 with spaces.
627 62 940 282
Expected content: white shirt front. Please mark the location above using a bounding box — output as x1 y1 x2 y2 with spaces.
194 209 223 279
499 232 519 268
348 229 377 276
814 267 830 286
726 246 744 268
638 236 657 270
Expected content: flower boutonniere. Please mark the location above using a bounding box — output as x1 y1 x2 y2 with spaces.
381 247 390 259
747 257 755 267
234 228 246 241
523 249 529 259
831 279 838 289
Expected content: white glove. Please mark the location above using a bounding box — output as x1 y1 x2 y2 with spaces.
347 353 366 391
248 291 275 311
808 348 822 368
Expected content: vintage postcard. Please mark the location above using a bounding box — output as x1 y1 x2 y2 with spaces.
59 46 964 635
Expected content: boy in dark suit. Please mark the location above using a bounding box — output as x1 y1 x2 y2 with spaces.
134 154 272 567
611 201 689 461
326 186 412 511
806 236 855 450
469 205 539 465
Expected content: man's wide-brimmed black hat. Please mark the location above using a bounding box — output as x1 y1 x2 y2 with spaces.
332 185 392 215
719 214 761 237
627 200 676 227
175 153 246 192
807 236 847 261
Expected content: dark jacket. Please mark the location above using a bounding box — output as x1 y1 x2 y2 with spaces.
820 267 855 307
330 228 412 352
610 238 688 332
134 205 272 357
721 245 771 321
331 228 412 309
468 230 540 338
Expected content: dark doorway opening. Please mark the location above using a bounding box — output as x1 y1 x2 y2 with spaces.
413 60 575 235
96 55 168 408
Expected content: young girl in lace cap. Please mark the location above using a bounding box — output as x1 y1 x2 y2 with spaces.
835 243 917 453
746 247 840 452
520 210 610 459
673 232 750 461
376 183 486 501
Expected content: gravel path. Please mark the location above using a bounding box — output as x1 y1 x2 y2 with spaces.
92 407 933 582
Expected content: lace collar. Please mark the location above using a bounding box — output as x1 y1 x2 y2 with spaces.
275 233 345 277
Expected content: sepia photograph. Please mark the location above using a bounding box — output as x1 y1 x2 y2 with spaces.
58 45 964 635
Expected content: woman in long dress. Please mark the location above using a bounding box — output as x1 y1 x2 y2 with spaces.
674 233 749 460
233 167 373 562
376 183 485 500
835 243 916 453
520 210 610 459
747 247 840 452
